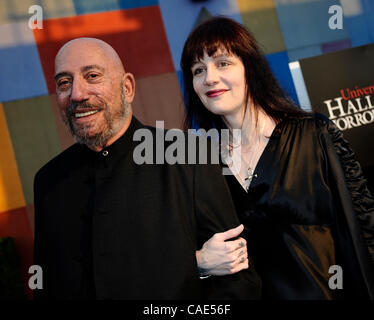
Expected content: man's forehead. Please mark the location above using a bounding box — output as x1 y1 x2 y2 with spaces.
55 39 123 73
55 47 108 73
57 43 107 62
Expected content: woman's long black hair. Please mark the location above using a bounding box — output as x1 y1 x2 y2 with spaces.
180 16 305 131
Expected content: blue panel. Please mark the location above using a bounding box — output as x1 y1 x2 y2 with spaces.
73 0 158 15
0 44 48 102
265 51 299 105
287 44 323 62
176 70 186 102
274 0 349 50
118 0 158 9
335 0 374 48
158 0 243 72
366 0 374 42
344 15 371 47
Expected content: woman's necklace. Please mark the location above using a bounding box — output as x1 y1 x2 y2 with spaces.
232 119 266 191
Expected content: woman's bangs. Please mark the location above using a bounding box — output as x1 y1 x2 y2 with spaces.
190 39 235 66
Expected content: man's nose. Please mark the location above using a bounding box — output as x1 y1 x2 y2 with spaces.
70 78 88 102
204 66 219 86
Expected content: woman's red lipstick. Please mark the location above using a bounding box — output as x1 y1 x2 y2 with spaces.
206 89 228 97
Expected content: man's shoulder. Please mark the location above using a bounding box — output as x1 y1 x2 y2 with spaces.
34 143 82 182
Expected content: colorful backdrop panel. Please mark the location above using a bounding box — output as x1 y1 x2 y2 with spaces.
33 6 174 93
0 104 26 213
287 43 323 62
3 95 62 205
73 0 158 15
0 0 76 25
158 0 243 72
238 0 286 54
0 206 34 299
342 0 374 47
133 72 185 129
274 0 349 50
321 38 351 53
0 21 48 102
265 51 299 104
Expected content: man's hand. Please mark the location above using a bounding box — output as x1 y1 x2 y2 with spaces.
196 224 249 276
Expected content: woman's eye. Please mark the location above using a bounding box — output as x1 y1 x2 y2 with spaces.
193 68 204 76
218 61 230 67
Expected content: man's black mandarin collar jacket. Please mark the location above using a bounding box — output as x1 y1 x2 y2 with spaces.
33 116 261 300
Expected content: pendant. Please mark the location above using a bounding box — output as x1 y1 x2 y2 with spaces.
244 167 257 190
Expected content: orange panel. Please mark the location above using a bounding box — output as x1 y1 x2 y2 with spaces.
33 6 174 93
0 104 26 213
133 72 185 130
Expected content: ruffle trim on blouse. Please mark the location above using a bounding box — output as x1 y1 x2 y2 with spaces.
317 113 374 265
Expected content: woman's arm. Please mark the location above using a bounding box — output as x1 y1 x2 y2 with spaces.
323 116 374 265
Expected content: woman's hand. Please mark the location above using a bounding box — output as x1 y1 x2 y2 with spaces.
196 224 249 276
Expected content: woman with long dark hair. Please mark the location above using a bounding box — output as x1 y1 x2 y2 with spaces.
181 17 374 299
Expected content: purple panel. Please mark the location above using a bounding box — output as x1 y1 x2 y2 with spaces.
321 39 352 54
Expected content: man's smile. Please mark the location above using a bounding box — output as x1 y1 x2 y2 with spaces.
72 109 102 124
74 109 100 118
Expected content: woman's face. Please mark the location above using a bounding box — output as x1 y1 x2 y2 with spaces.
191 48 247 119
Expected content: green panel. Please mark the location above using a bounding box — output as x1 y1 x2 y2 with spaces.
3 95 62 204
193 7 213 29
238 0 286 54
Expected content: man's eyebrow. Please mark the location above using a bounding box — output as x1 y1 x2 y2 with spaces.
81 64 105 73
54 72 71 82
54 65 105 81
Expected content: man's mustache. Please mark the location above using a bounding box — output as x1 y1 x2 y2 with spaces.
66 101 103 119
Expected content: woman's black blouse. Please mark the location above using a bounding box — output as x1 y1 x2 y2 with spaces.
224 113 374 300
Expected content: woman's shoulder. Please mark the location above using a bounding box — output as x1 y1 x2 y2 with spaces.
283 111 331 129
281 112 343 146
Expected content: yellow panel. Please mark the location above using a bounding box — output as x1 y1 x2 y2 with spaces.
237 0 275 11
0 103 26 212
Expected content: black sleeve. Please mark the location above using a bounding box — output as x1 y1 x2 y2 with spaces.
321 115 374 266
193 160 261 299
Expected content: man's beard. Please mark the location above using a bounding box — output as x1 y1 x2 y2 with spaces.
63 85 130 149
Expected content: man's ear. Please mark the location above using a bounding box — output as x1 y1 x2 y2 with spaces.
122 72 135 103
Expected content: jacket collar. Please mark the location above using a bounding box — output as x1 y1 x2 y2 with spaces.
82 115 144 161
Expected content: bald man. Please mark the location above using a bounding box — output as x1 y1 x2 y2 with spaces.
33 38 261 300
